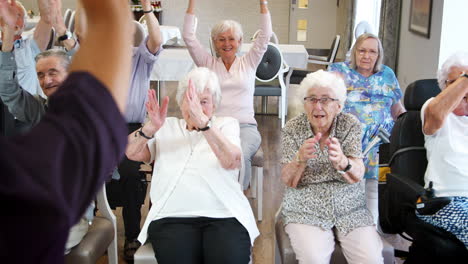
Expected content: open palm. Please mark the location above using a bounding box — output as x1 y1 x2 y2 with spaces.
145 89 169 133
0 0 19 28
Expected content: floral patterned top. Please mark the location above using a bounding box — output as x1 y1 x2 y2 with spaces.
281 113 374 235
328 62 403 180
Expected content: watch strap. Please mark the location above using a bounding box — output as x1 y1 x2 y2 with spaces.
198 120 211 131
58 31 72 42
338 158 352 174
136 128 153 139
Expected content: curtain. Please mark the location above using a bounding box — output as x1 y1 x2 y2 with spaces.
379 0 402 72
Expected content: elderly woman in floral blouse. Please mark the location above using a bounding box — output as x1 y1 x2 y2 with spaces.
280 70 383 264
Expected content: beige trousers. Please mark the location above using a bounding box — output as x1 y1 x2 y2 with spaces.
285 223 384 264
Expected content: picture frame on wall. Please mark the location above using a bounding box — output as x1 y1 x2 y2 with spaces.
409 0 433 38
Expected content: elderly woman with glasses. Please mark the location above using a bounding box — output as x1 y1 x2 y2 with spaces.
328 33 406 223
126 67 259 264
280 70 383 263
182 0 272 191
418 52 468 248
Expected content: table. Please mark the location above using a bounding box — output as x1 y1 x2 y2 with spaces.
240 43 308 69
151 43 308 82
151 48 195 81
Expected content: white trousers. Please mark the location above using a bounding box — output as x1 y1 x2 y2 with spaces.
285 223 383 264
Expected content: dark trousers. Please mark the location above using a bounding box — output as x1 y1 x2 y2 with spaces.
147 217 251 264
111 123 144 240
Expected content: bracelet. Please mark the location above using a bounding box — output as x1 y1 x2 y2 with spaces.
136 128 153 139
143 8 154 13
260 1 268 5
295 153 307 164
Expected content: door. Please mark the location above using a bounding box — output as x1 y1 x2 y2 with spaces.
289 0 337 49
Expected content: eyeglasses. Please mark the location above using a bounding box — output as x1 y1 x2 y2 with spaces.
357 48 378 57
303 97 339 105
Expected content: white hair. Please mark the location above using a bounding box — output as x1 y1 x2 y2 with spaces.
437 51 468 90
299 70 347 111
210 20 243 56
176 67 222 108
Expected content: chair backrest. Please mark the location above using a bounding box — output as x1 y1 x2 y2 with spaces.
380 79 440 234
255 42 285 82
63 9 72 29
251 29 279 44
133 20 146 47
388 79 440 185
326 35 340 63
68 11 76 33
46 27 56 50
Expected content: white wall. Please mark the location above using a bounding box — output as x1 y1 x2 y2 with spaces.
397 0 443 92
439 0 468 68
161 0 289 47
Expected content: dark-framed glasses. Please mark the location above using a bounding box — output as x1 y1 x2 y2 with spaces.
303 97 339 105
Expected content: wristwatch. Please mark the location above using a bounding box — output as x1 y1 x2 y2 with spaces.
460 71 468 79
57 31 72 42
198 120 212 131
337 158 352 174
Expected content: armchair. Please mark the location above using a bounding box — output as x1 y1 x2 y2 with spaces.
379 79 468 263
65 184 118 264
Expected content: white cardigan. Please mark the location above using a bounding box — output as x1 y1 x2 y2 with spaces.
137 116 260 245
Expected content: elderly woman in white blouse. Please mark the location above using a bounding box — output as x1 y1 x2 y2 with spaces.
183 0 272 191
126 67 259 264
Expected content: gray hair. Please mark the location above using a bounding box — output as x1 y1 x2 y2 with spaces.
176 67 222 108
35 49 71 71
350 33 384 73
437 51 468 90
300 70 347 111
211 20 243 54
15 1 28 35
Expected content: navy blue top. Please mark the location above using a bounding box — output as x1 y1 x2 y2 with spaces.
0 72 128 263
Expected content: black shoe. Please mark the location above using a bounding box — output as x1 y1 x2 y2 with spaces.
124 239 141 262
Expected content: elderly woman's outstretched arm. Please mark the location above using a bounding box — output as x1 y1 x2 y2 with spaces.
126 89 169 163
423 76 468 135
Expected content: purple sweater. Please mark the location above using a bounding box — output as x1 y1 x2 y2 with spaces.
0 72 127 263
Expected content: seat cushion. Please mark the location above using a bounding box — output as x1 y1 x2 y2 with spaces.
134 242 158 264
65 217 114 264
256 44 282 81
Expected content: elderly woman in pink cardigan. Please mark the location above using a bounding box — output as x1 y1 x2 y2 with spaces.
183 0 272 190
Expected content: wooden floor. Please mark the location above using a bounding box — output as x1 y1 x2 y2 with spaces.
97 81 291 264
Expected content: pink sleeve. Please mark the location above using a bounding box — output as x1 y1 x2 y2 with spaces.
183 13 215 67
245 13 273 68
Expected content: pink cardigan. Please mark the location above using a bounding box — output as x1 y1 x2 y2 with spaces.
183 13 272 125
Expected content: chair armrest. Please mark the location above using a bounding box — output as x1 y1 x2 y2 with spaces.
379 172 425 234
308 55 328 61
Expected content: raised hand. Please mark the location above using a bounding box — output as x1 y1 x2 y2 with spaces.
297 133 321 162
0 0 19 30
140 0 151 10
145 89 169 135
37 0 52 24
181 79 209 131
326 137 346 171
